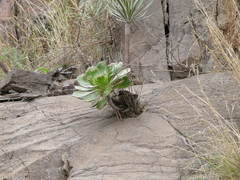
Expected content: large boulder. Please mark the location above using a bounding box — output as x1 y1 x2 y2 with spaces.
0 72 240 179
129 0 170 83
128 0 227 81
0 69 52 94
0 69 76 102
168 0 218 66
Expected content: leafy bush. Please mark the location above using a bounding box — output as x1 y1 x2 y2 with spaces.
73 61 131 109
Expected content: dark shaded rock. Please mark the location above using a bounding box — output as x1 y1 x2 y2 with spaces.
48 79 75 96
168 58 203 80
110 90 143 118
48 66 79 82
0 69 52 95
0 69 76 101
0 93 41 102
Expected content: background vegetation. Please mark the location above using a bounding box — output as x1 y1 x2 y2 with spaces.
0 0 118 78
187 0 240 180
1 0 240 179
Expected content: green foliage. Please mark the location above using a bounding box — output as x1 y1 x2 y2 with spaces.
1 0 113 71
73 61 131 109
0 47 26 69
205 152 240 179
108 0 153 23
35 67 50 74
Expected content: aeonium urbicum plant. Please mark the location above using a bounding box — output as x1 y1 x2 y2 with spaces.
73 61 132 109
73 61 142 118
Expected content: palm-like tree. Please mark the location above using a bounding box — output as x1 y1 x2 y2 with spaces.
108 0 152 64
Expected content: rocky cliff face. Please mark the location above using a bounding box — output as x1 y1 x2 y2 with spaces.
128 0 170 82
0 0 229 80
0 0 229 82
129 0 226 81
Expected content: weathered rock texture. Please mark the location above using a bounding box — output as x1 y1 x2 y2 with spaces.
168 0 216 64
0 70 52 94
1 72 240 179
129 0 170 82
128 0 226 81
0 69 76 102
0 0 231 81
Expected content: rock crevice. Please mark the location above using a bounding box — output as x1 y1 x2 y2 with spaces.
161 0 171 68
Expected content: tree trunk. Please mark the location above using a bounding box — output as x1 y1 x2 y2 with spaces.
124 23 131 65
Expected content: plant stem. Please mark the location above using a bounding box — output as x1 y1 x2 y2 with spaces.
107 95 121 111
124 23 131 65
107 95 123 120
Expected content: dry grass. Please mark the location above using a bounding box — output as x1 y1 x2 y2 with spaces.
196 109 240 180
192 93 240 180
221 0 240 51
0 0 116 73
173 78 240 180
194 0 240 82
183 1 240 179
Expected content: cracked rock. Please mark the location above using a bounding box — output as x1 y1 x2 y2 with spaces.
1 72 240 179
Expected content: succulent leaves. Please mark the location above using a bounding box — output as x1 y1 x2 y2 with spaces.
108 0 153 23
73 61 131 109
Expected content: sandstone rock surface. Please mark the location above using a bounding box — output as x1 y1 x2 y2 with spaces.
129 0 170 82
169 0 217 64
1 72 240 180
129 0 225 81
130 0 221 82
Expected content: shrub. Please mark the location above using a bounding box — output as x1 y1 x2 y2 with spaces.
73 61 142 118
73 61 131 109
